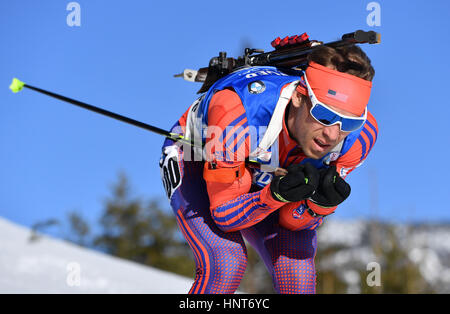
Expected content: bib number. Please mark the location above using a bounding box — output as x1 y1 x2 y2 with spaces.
159 145 182 199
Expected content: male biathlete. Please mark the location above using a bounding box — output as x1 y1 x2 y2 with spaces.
159 44 377 294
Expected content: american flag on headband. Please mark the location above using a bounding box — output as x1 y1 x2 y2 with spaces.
326 89 348 103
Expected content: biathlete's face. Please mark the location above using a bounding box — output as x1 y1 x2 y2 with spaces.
288 90 358 159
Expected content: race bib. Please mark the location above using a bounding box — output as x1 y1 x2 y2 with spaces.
159 145 182 200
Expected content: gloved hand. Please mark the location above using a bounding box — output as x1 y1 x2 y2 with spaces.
270 162 319 203
309 165 351 208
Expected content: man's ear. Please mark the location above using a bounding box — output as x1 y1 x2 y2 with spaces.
291 90 305 109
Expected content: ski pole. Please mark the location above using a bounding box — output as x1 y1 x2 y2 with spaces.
9 78 194 147
9 78 287 175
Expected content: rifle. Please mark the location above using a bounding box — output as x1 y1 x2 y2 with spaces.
174 30 380 94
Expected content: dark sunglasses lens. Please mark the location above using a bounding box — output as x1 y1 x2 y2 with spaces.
319 119 332 125
311 105 339 126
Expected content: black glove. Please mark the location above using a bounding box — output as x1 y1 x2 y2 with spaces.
270 163 319 203
310 165 351 207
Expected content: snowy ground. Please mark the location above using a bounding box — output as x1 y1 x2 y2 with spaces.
0 217 193 293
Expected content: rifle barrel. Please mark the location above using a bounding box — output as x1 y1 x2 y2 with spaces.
249 30 379 68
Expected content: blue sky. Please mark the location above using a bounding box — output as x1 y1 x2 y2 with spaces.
1 0 450 232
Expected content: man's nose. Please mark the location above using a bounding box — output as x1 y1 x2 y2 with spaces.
322 124 341 142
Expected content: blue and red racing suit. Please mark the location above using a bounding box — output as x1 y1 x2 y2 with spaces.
159 67 378 294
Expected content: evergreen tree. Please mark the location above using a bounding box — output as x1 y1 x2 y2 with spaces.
316 244 349 293
66 211 91 247
360 223 432 294
93 172 194 276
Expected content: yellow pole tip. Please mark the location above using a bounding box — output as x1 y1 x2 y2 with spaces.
9 78 25 93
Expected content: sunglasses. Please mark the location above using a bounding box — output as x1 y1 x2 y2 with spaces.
303 73 367 132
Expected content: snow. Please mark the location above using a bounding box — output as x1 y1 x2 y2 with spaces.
0 217 193 293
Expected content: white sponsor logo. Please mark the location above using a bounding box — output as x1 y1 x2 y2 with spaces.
245 69 288 79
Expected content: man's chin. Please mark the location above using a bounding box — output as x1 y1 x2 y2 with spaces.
304 146 331 160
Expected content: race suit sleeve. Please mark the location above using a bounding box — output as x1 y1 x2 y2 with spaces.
204 88 286 232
